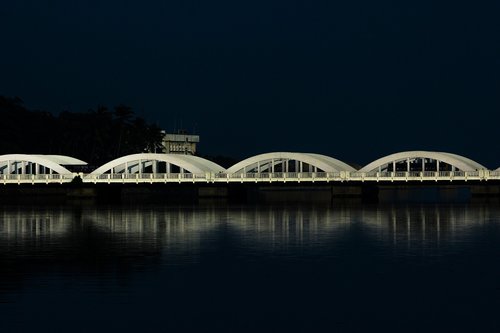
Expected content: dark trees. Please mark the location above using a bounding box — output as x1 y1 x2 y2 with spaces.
0 96 164 166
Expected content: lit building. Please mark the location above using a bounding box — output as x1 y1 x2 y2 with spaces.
161 131 199 155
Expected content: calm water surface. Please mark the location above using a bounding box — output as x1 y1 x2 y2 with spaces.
0 202 499 332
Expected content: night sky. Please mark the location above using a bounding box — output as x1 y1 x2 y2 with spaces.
1 1 499 167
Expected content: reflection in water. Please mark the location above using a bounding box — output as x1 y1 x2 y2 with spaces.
359 204 490 251
0 206 71 240
0 203 495 256
85 207 221 260
1 203 500 332
226 206 353 251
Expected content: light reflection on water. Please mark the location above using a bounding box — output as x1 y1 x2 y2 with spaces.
0 204 492 255
0 203 499 332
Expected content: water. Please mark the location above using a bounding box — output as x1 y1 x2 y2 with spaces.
0 202 499 332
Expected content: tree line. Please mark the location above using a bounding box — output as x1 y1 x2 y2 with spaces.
0 96 164 167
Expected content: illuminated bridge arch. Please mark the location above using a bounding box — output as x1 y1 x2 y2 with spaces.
89 153 225 176
358 151 486 173
0 154 87 175
226 152 356 174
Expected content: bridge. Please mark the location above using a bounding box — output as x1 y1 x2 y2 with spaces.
1 151 500 185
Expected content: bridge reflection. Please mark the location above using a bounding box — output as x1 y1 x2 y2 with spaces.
358 204 490 251
0 206 72 240
0 203 498 332
0 204 495 255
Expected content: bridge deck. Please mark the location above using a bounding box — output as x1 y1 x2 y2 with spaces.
2 171 500 185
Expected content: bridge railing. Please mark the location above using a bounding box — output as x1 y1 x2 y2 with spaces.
210 172 342 181
4 169 491 184
86 172 211 181
83 170 488 183
345 170 487 181
489 171 500 178
0 173 75 182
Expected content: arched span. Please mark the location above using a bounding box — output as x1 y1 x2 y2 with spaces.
226 152 356 174
358 151 486 173
34 155 87 166
0 154 77 174
89 153 225 175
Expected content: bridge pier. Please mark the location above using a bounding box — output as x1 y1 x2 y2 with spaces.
377 183 472 203
1 180 500 204
239 183 378 204
469 184 500 196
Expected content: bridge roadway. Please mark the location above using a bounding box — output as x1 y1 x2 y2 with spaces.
1 170 500 185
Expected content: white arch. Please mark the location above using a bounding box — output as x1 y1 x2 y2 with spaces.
306 153 357 171
358 151 486 173
89 153 225 175
0 154 74 174
170 154 226 173
226 152 356 174
34 155 87 166
438 153 485 171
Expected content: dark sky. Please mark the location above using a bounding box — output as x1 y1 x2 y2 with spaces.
1 1 499 167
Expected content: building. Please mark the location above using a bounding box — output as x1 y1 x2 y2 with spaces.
161 130 199 155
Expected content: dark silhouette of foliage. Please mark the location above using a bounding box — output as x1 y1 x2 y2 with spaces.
0 96 164 167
